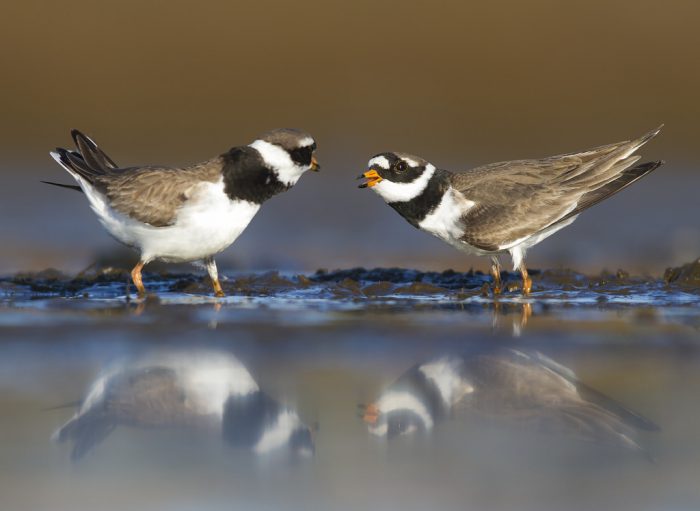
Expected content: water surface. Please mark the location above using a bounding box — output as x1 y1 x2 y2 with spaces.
1 268 699 511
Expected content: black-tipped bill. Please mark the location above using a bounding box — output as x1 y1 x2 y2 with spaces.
358 169 383 188
310 155 321 172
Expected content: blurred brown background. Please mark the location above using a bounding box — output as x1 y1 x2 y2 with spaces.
1 0 698 274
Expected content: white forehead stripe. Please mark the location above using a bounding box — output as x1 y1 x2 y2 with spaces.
368 156 390 169
249 139 306 186
298 137 315 147
371 163 436 203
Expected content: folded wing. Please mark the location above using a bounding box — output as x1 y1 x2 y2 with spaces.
451 127 664 251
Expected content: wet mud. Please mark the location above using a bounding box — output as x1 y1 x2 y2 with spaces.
3 261 700 308
664 258 700 286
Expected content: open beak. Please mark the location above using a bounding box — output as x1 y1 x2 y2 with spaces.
310 155 321 172
361 403 380 424
357 169 383 188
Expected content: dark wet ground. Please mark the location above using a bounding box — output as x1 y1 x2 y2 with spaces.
5 261 700 304
1 263 700 511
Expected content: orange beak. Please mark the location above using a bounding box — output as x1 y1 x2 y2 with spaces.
362 403 380 424
310 155 320 172
357 169 383 188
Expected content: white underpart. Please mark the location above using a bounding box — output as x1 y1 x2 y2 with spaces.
68 173 260 263
249 139 309 186
367 155 390 169
368 391 434 437
177 354 259 418
53 350 258 440
253 410 302 454
495 141 647 269
419 356 474 407
205 257 218 281
502 213 579 270
371 164 436 203
419 187 476 250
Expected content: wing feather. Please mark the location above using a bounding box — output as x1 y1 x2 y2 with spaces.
450 127 663 250
96 158 223 227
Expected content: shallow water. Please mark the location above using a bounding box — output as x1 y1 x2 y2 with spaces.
1 268 699 511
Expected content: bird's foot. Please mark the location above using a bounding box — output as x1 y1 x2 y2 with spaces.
211 277 225 298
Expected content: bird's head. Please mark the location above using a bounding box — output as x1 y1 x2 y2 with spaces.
250 128 320 186
360 391 433 439
358 152 436 203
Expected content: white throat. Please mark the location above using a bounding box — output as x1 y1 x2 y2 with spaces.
368 391 434 437
419 357 473 407
372 164 436 203
249 139 307 186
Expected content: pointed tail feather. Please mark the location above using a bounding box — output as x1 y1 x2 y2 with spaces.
40 181 83 192
69 420 115 461
534 351 660 432
50 148 102 184
559 125 663 188
52 412 115 461
52 415 77 443
563 160 664 222
71 129 118 170
48 130 119 188
43 399 83 411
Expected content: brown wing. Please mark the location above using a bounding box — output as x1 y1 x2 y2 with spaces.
96 158 223 227
466 352 581 416
449 127 662 251
461 350 655 453
103 367 189 426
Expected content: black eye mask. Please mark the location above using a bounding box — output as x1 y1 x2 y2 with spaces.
288 145 314 167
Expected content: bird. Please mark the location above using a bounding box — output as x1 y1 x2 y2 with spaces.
360 350 659 459
358 127 663 295
51 349 314 460
45 128 320 297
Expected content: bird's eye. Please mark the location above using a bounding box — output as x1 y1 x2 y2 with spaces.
395 161 407 172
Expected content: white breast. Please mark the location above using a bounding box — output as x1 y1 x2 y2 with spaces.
419 357 474 407
418 187 483 253
55 351 258 441
81 178 260 263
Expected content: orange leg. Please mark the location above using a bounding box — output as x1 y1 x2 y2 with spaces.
490 256 502 295
205 257 225 297
519 262 532 295
521 302 532 327
130 261 146 297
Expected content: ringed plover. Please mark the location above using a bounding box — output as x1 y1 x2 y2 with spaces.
359 127 663 294
46 129 320 297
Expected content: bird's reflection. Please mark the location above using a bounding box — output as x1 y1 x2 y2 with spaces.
360 349 659 458
53 349 314 460
490 301 533 336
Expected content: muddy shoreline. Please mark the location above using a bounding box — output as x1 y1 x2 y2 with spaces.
2 260 699 304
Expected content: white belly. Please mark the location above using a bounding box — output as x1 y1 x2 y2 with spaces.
418 187 580 270
82 178 260 263
418 187 490 255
